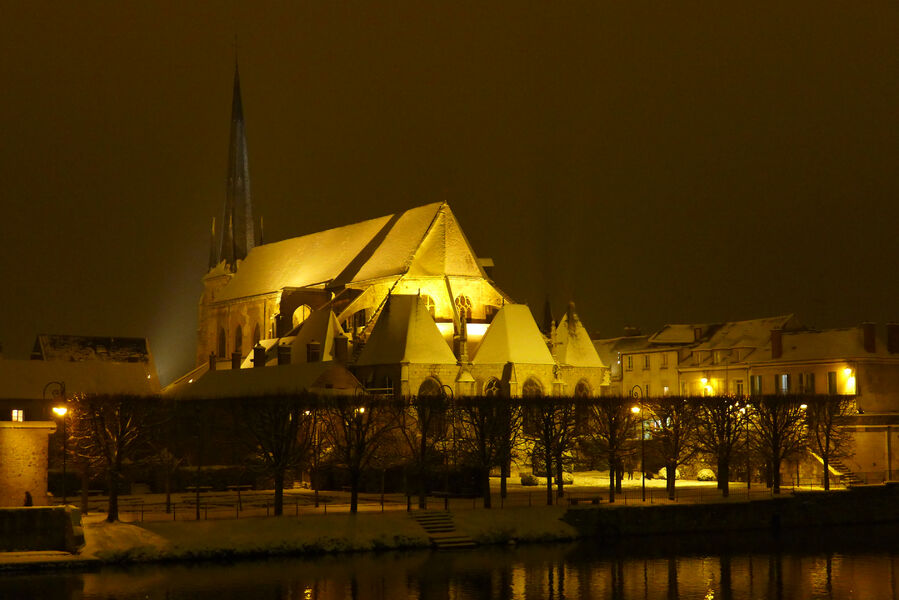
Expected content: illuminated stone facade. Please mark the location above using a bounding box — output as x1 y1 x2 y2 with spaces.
0 422 56 507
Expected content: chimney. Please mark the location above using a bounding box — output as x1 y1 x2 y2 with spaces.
771 329 783 359
252 343 266 368
306 340 321 363
693 327 703 342
231 351 242 370
862 322 876 353
209 352 216 371
277 344 291 365
888 323 899 354
333 336 348 363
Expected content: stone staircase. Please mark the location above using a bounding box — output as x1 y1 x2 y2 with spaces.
411 511 476 550
829 458 865 486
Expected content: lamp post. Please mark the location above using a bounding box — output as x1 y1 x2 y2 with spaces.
631 385 646 502
44 381 67 505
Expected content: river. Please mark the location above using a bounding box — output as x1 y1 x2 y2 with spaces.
5 523 899 599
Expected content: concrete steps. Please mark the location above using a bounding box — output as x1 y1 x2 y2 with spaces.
830 458 865 486
411 511 476 550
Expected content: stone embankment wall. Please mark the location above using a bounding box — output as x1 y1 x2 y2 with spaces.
0 421 56 506
0 506 84 553
562 483 899 538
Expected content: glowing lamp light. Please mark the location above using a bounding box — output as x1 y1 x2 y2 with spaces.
800 404 808 410
631 406 640 414
844 368 852 376
357 407 365 414
188 378 194 384
700 377 709 385
52 406 68 417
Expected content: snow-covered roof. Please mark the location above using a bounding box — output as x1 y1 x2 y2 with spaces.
289 308 348 363
693 315 799 351
473 304 554 365
0 359 159 400
356 295 458 366
556 308 606 368
214 202 487 302
760 327 899 363
31 334 152 363
648 324 714 345
164 361 361 399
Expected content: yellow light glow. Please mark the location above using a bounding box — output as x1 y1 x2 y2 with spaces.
631 406 640 414
700 377 708 385
357 407 365 414
844 368 852 376
147 374 151 379
52 406 68 417
800 404 808 410
846 376 857 394
188 378 194 384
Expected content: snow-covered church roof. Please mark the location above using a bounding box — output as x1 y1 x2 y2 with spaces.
472 304 554 365
555 304 607 368
289 308 348 363
356 294 457 366
215 203 488 301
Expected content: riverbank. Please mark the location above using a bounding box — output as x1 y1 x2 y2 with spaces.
5 482 899 571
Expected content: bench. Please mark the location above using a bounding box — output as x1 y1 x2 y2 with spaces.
568 496 600 505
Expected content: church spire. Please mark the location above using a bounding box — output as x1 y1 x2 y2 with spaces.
218 59 256 271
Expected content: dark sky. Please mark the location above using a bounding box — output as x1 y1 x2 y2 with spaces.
1 2 897 383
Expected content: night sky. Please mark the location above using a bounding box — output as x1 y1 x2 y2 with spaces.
1 2 897 384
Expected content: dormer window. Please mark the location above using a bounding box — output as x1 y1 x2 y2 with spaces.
11 409 23 422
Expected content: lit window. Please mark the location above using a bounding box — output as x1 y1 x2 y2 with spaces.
454 295 473 320
421 294 436 318
11 409 23 422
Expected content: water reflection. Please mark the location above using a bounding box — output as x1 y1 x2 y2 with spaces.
5 524 899 599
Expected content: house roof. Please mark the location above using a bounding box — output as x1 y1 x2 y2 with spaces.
356 294 458 366
473 304 554 365
31 334 152 363
164 361 361 399
0 359 159 400
760 326 899 363
214 202 488 301
555 306 606 368
289 309 348 364
693 315 799 351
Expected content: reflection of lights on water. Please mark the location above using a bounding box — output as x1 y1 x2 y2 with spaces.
304 587 312 600
705 590 715 600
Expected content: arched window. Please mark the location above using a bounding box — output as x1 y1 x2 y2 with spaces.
484 378 502 397
421 294 436 318
292 304 312 328
454 294 473 320
253 323 261 346
418 377 443 397
575 379 592 398
234 326 243 356
522 377 544 397
217 327 226 357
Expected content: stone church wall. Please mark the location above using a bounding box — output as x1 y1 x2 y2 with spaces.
0 422 56 507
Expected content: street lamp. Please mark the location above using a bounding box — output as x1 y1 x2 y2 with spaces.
44 381 67 505
631 385 646 502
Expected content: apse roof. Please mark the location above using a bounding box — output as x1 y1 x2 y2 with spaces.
215 203 487 301
472 304 554 365
356 294 457 366
556 311 606 368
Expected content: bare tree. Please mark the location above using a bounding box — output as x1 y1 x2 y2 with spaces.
584 397 637 503
648 396 701 500
805 395 855 490
522 397 579 505
398 393 449 509
696 396 748 497
322 394 399 513
235 394 317 516
68 393 164 522
751 396 807 494
455 396 509 508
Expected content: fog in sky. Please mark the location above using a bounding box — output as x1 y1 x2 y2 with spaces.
1 2 897 383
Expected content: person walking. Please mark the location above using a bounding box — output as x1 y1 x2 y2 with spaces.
24 491 33 506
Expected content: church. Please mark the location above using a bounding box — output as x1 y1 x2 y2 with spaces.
169 65 608 399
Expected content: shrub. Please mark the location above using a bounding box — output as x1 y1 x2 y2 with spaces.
656 467 681 480
697 468 717 482
520 473 539 486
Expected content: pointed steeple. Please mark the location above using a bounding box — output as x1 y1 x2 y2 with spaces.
219 59 256 271
208 218 217 269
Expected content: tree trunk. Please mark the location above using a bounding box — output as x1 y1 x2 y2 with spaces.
106 471 119 523
823 455 830 491
616 460 623 494
80 462 89 515
482 467 492 508
719 459 730 497
555 452 565 499
772 457 782 494
350 468 360 513
274 469 284 516
164 472 172 513
500 458 508 499
544 446 554 506
608 451 617 503
419 433 428 509
666 462 676 500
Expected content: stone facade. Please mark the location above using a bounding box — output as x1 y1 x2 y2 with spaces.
0 422 56 507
